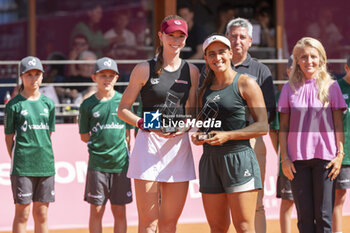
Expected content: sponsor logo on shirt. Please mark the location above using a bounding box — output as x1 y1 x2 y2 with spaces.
338 179 350 183
93 111 100 118
91 122 124 133
175 80 188 84
21 120 50 132
213 95 220 101
150 78 160 85
21 109 28 116
21 120 28 132
40 108 49 116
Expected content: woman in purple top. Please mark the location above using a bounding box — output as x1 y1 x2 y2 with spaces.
278 37 346 233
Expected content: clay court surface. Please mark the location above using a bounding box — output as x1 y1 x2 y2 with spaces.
1 217 350 233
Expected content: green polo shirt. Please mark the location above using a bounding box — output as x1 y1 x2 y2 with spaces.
337 78 350 165
79 91 132 173
4 94 55 176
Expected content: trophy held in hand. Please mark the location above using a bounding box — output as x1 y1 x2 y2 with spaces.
196 97 219 140
160 92 180 133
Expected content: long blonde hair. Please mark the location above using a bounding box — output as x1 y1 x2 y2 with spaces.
289 37 333 106
155 15 187 75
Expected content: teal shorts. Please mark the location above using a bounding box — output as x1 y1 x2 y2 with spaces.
199 145 262 194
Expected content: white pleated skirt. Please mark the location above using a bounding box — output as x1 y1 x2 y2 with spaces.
127 130 196 182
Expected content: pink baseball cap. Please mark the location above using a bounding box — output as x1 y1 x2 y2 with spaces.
161 19 188 36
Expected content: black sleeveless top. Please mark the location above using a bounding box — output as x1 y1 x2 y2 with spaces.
202 73 250 148
141 59 192 117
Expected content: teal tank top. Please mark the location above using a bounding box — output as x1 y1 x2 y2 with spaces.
202 73 250 149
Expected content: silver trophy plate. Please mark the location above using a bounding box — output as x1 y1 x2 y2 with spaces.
196 97 219 140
